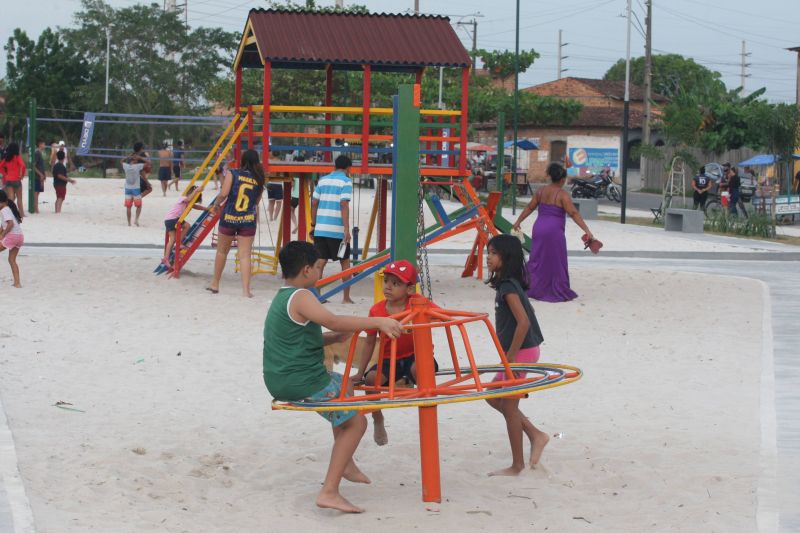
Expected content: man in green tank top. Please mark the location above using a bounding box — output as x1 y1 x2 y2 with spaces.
263 241 401 514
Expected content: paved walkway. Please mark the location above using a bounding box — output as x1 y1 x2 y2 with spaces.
2 240 799 532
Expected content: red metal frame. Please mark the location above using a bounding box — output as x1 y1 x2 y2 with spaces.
263 61 272 172
361 65 371 174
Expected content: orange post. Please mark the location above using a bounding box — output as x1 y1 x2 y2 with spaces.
410 297 441 503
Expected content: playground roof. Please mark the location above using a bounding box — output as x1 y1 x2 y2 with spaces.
235 9 472 72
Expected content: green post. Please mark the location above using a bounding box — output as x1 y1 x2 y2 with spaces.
495 111 505 193
27 99 36 214
391 84 420 264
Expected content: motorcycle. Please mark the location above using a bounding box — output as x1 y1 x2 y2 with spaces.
570 170 621 202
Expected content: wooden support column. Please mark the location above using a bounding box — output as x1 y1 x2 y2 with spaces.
282 180 292 244
234 65 243 162
297 176 308 240
263 61 272 172
459 67 470 175
361 65 371 174
324 65 333 164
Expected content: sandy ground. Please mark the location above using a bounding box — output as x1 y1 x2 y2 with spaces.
0 178 769 531
17 177 798 252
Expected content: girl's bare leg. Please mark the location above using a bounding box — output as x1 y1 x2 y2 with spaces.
164 231 176 263
8 247 21 287
236 235 255 298
488 398 525 476
210 234 233 292
487 397 549 467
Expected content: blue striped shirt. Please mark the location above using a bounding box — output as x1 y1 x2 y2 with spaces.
312 170 352 239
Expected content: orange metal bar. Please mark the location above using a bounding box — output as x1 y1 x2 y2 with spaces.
410 298 441 503
456 323 484 392
444 326 461 379
315 253 387 287
338 333 362 400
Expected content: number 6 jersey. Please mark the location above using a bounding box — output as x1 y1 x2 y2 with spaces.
221 169 263 228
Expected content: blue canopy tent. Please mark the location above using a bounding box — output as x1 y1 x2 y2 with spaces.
504 138 539 150
738 154 780 167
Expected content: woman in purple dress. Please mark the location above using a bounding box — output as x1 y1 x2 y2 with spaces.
511 163 595 302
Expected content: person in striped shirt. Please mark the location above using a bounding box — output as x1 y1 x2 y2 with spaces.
311 155 354 303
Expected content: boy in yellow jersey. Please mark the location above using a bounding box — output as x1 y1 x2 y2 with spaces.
263 241 402 513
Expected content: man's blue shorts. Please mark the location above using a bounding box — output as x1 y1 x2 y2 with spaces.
307 372 356 428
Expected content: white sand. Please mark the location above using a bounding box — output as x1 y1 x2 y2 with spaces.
0 179 767 531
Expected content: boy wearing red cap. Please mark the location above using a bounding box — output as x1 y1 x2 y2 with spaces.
353 259 439 445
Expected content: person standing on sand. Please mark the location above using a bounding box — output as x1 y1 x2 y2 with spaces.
33 140 47 214
0 143 27 218
207 149 265 298
122 142 147 226
170 140 184 192
311 155 355 304
0 190 24 288
511 162 595 303
52 150 76 213
485 234 549 475
263 240 402 513
157 142 173 196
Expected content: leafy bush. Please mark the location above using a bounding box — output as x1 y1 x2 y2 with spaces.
704 212 776 238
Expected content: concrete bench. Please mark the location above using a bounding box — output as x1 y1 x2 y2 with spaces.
572 198 598 220
664 208 704 233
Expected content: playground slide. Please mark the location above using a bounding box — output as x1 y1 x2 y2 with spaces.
154 196 219 275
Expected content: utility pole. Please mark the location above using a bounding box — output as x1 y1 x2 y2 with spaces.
740 40 751 91
456 19 479 71
414 0 419 14
557 29 569 79
789 47 800 108
621 0 632 224
642 0 652 146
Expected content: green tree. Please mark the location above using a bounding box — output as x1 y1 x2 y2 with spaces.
604 54 726 101
474 49 540 82
4 28 92 141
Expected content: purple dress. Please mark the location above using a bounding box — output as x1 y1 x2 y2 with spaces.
526 203 578 302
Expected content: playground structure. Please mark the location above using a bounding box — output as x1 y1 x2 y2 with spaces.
158 8 507 283
152 9 583 503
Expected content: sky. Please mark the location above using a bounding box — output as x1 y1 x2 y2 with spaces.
4 0 799 103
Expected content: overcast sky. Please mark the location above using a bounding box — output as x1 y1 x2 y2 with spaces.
4 0 799 103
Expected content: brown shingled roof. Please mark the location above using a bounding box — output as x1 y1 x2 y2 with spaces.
236 9 471 71
571 77 668 103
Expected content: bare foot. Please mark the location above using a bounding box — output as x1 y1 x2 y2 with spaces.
244 292 254 298
529 431 550 467
134 221 140 227
316 492 364 513
373 420 388 446
342 298 355 304
13 284 22 288
488 465 524 477
343 464 371 484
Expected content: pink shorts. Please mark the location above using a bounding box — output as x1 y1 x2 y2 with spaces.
1 233 24 250
494 345 540 381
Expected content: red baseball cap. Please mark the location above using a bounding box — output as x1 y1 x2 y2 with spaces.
384 260 417 285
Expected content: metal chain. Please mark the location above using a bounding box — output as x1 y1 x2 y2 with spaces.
416 179 432 298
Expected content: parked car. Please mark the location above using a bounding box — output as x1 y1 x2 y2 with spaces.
703 162 756 201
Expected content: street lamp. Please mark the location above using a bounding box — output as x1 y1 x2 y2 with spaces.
104 26 112 112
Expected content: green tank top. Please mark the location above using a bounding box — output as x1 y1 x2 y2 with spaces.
263 287 330 400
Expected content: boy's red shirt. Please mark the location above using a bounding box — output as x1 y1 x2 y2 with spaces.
365 294 439 360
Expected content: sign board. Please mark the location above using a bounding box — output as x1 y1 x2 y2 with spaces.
537 150 550 162
566 135 620 177
752 195 800 215
77 112 96 156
